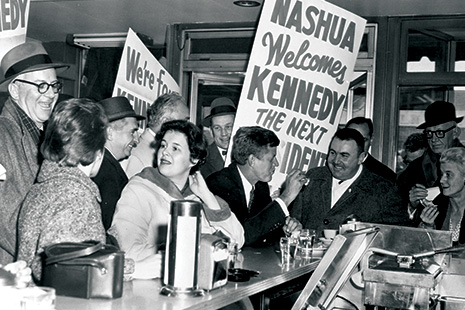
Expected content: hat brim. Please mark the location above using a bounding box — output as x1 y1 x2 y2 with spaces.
417 116 464 129
108 113 146 122
202 111 236 127
0 63 70 88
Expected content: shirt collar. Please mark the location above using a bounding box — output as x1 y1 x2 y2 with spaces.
237 165 253 194
332 165 363 188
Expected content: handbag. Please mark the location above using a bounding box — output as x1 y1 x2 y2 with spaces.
42 242 125 299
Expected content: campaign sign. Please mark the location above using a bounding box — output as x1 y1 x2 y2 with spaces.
228 0 366 192
0 0 30 61
113 28 180 128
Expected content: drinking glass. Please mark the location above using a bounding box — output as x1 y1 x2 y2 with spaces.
300 229 316 259
279 237 291 265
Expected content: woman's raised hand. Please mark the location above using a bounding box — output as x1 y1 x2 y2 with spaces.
189 171 209 198
189 171 220 210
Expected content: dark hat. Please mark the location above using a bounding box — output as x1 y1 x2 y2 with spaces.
0 42 69 87
202 97 237 127
98 96 145 122
417 101 464 129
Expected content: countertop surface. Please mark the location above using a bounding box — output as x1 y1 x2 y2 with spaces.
55 245 321 310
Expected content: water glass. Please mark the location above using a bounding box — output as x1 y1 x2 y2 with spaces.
299 229 316 259
279 237 291 265
228 242 239 269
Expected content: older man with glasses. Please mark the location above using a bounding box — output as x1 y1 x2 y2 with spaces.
397 101 464 224
0 42 69 264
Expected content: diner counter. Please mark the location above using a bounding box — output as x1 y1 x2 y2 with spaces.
56 246 320 310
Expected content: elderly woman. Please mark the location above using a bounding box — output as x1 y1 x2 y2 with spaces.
419 147 465 245
110 120 244 279
16 98 108 281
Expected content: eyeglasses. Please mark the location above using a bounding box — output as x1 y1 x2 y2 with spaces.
13 79 63 94
424 125 455 139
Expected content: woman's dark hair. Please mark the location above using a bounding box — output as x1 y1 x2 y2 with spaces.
41 98 108 167
154 120 207 174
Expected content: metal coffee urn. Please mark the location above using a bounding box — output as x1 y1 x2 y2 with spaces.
160 200 204 296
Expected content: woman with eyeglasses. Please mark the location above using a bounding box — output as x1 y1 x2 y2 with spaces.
109 120 244 279
418 147 465 245
16 98 108 282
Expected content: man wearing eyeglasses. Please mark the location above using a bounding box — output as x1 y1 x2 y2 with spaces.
0 42 69 264
397 101 464 224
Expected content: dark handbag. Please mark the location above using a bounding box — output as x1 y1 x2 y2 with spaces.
42 242 124 299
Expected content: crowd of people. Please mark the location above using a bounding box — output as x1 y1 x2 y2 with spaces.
1 40 465 286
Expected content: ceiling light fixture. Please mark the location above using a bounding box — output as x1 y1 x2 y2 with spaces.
233 0 261 7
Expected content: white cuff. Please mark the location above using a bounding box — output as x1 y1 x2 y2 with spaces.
274 197 289 217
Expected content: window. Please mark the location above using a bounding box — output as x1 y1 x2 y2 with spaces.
396 17 465 172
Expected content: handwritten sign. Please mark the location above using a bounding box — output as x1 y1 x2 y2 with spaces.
0 0 30 61
228 0 366 191
113 28 180 127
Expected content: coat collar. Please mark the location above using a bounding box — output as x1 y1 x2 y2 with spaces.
137 167 194 199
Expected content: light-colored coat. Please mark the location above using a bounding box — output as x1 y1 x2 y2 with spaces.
109 167 244 262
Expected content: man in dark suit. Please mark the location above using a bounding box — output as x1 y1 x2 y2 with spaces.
291 128 408 236
200 97 236 179
207 126 306 246
93 96 145 230
346 117 396 183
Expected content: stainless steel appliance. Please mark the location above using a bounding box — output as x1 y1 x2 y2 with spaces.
293 223 465 310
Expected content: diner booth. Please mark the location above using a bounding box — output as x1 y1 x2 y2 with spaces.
7 0 465 309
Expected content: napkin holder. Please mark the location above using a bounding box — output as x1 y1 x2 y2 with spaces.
198 234 229 291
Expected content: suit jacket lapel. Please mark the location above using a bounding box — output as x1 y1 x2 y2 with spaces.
227 164 248 211
104 149 128 182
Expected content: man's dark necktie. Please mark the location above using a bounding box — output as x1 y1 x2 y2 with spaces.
222 150 227 156
248 187 255 211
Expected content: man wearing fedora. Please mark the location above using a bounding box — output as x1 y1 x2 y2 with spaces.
200 97 237 179
93 96 145 231
397 101 464 223
0 42 68 264
123 92 189 178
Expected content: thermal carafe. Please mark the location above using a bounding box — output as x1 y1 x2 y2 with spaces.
161 200 202 296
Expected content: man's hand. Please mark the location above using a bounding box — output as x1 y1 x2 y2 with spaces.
409 184 428 208
280 169 308 206
283 216 302 235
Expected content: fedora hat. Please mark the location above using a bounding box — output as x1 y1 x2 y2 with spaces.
417 101 464 129
99 96 145 122
202 97 237 127
0 42 69 87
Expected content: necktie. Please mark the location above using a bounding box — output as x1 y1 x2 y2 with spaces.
248 187 255 211
222 150 227 156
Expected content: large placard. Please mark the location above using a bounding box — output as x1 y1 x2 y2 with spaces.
113 28 180 127
228 0 366 191
0 0 30 62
